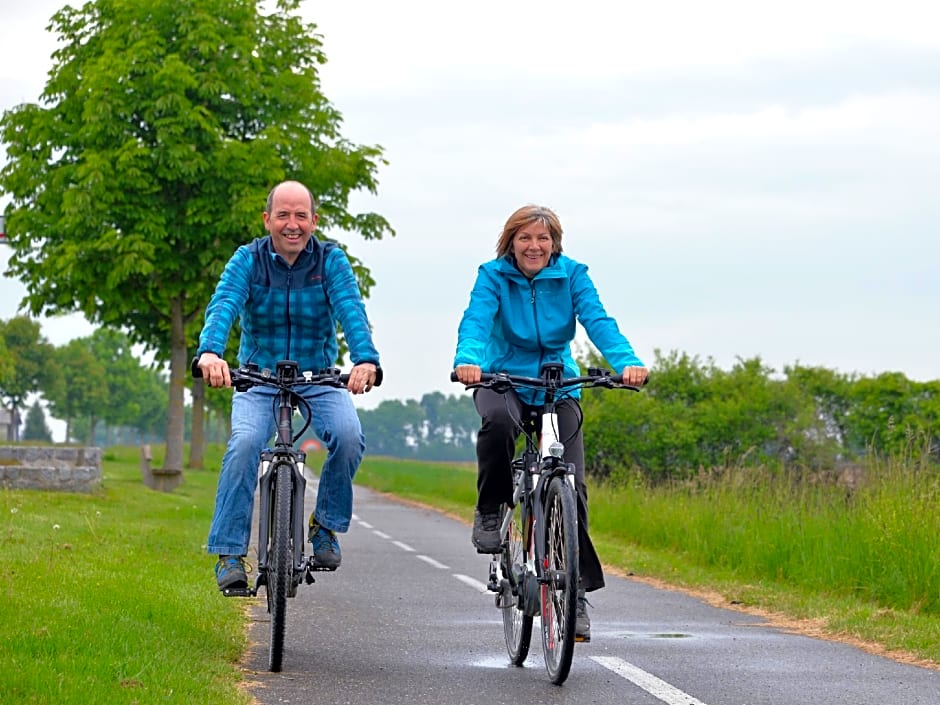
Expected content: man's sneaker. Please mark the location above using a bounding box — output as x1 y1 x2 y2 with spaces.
471 508 502 554
575 593 592 642
215 555 248 591
308 517 341 570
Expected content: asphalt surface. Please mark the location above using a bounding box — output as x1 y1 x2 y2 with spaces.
234 479 938 705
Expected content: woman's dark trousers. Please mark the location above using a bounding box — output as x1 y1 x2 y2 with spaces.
473 387 605 592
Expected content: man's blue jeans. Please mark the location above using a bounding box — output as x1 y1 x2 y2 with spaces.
207 383 365 557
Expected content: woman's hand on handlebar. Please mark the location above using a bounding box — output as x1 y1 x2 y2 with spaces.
198 352 232 388
454 364 483 385
621 365 649 387
347 362 378 394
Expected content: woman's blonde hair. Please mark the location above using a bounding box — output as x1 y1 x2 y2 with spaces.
495 205 564 258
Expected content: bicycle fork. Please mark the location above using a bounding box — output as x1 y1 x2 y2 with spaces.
256 451 310 593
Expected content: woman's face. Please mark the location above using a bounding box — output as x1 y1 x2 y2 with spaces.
512 221 553 278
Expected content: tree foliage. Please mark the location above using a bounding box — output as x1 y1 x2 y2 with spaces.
0 0 392 471
0 316 58 441
22 401 53 442
46 338 110 444
358 393 479 462
581 349 938 483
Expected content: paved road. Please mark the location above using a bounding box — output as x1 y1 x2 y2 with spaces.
238 480 938 705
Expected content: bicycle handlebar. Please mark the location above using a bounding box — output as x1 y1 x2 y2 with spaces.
450 366 647 393
229 365 350 393
191 357 362 391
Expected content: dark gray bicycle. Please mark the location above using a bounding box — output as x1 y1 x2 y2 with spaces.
453 363 643 684
193 359 374 672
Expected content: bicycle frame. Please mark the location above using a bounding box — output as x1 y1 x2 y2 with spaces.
496 365 577 614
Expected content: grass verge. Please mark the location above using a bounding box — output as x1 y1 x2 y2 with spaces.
0 445 251 705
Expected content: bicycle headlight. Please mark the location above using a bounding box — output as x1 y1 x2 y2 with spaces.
548 441 565 458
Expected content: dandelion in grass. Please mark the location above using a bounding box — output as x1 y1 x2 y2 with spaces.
10 507 18 515
53 524 60 531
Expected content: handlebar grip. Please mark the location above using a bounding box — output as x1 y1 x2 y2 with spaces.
191 356 203 379
450 371 459 383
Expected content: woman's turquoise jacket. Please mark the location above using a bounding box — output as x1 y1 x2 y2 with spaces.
453 253 642 404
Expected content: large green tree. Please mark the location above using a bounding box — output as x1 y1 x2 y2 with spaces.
0 0 392 473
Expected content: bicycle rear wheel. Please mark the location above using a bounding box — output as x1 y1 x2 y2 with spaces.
267 462 293 672
500 500 533 665
540 476 579 685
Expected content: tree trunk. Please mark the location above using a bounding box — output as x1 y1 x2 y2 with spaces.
189 377 205 469
163 296 187 474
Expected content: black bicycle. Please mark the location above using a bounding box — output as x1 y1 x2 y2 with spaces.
452 363 643 684
193 359 361 672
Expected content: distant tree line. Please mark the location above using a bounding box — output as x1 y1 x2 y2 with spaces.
357 392 480 462
354 348 940 481
0 316 170 444
4 312 938 483
579 349 940 483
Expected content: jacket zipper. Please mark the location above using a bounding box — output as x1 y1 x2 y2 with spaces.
285 267 293 360
530 280 545 373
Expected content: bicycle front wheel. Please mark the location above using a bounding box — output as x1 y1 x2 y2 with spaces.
267 462 293 672
540 476 579 685
501 500 533 665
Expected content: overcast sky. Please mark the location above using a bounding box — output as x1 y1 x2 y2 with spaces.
2 0 939 420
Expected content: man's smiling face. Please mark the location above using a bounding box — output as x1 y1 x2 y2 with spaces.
263 182 319 265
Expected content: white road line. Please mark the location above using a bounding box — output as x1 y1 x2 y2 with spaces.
416 555 450 570
357 520 373 529
372 530 391 539
452 573 490 593
392 540 416 552
591 656 709 705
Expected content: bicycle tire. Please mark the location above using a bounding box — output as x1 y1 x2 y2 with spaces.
540 476 579 685
267 461 293 672
500 499 533 665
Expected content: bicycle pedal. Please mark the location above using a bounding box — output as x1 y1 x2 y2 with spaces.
308 563 338 572
221 586 256 598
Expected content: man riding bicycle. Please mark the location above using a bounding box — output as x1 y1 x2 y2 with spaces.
195 180 382 591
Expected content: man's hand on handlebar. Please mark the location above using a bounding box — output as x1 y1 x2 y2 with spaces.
198 352 232 388
347 362 378 395
621 365 649 387
454 364 482 385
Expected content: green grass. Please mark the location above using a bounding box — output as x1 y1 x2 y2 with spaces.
353 452 940 667
0 445 251 705
4 444 936 704
354 455 478 520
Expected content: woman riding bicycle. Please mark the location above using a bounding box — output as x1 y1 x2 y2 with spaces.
452 204 648 642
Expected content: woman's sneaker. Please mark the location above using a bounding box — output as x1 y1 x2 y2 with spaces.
308 518 342 570
215 555 248 591
471 508 502 553
575 593 592 642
